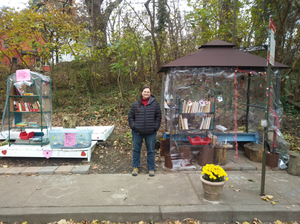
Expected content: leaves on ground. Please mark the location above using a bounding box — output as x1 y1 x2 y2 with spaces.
2 219 299 224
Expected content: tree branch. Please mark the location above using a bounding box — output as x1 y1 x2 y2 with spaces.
123 0 151 33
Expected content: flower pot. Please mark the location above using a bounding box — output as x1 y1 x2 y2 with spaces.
266 152 279 168
200 175 226 201
197 146 214 166
160 139 170 157
164 151 173 169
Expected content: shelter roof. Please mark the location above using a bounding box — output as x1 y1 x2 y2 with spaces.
160 40 290 72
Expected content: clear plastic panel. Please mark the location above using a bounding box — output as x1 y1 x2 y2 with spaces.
1 71 52 143
161 67 285 169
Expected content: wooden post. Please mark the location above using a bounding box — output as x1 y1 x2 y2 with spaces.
62 114 78 128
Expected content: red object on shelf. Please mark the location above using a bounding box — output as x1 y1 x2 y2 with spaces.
19 131 35 140
188 136 211 145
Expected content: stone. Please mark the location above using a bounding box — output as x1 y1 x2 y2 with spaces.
244 143 263 162
71 165 90 174
38 166 58 175
54 166 74 174
288 151 300 176
21 167 42 174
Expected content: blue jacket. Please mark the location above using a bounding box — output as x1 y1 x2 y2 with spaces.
128 95 161 135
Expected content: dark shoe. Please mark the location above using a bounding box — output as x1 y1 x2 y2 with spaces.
132 167 139 176
149 171 155 177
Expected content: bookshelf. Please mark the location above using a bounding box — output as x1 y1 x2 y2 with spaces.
3 72 52 147
168 85 216 148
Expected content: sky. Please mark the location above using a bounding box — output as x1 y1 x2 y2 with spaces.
0 0 29 9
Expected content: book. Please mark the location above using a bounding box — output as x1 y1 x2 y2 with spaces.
183 100 186 113
18 102 22 111
21 101 26 111
36 101 40 109
14 84 25 96
13 101 18 111
24 102 29 111
183 118 189 130
179 115 183 130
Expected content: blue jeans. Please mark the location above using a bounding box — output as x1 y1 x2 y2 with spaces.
132 130 157 171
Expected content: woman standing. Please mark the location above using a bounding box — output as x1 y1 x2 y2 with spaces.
128 85 162 177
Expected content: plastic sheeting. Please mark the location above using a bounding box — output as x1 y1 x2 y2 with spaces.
161 67 289 169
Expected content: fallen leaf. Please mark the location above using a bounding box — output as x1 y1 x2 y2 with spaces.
234 189 240 192
261 196 269 202
265 195 274 200
271 201 276 205
122 171 127 174
100 155 104 158
26 173 32 177
286 206 291 209
248 179 255 182
275 220 282 224
242 222 249 224
3 165 8 168
230 185 234 188
121 189 125 191
92 166 98 170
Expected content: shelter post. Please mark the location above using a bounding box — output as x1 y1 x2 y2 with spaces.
246 74 251 133
169 73 174 154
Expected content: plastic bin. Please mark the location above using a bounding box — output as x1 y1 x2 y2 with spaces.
49 128 93 149
188 136 211 145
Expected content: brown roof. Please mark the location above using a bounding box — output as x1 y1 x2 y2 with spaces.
160 40 290 72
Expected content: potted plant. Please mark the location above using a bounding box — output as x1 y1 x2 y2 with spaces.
200 164 228 201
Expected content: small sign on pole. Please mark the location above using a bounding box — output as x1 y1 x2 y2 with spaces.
267 18 276 66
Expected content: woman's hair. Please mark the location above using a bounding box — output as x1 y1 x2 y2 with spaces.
136 85 151 114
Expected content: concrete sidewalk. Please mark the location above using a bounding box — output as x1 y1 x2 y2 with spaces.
1 170 300 223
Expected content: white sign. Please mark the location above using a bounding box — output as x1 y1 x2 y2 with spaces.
268 18 276 66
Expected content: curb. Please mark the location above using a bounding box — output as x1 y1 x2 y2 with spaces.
0 165 90 175
1 205 300 223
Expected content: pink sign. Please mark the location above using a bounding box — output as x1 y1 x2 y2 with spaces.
43 150 53 159
64 133 76 147
16 69 31 81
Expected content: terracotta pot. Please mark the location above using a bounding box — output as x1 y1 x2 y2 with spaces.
266 152 279 168
200 175 226 201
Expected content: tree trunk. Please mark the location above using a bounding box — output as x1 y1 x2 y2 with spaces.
85 0 123 50
293 65 300 102
145 0 162 72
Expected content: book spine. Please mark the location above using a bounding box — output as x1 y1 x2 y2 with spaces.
24 102 29 111
27 102 32 111
18 102 22 111
21 101 26 111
